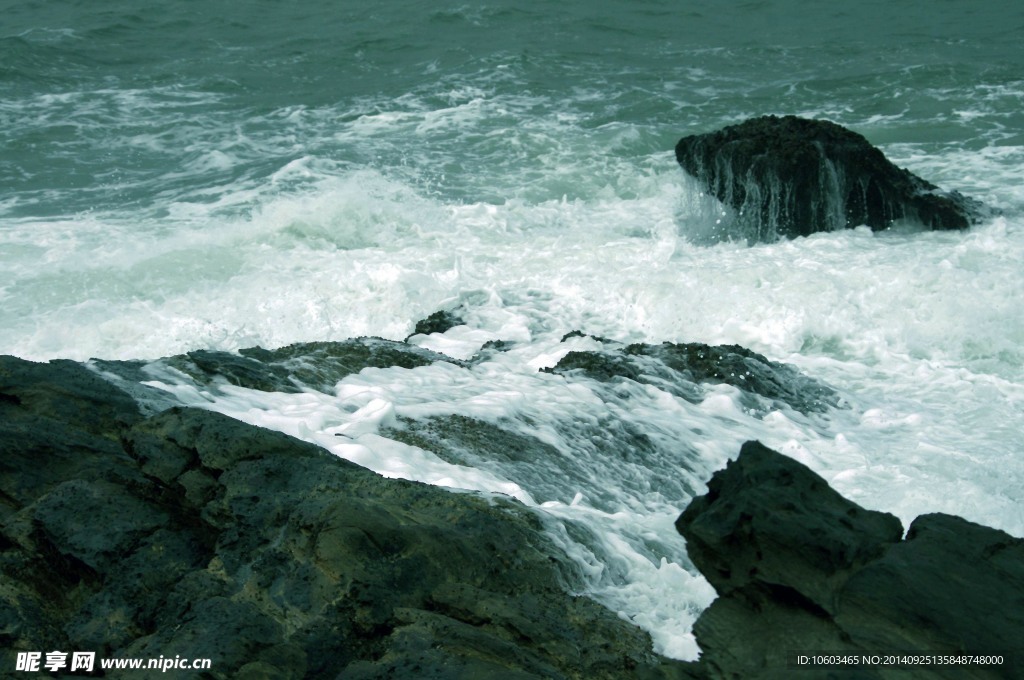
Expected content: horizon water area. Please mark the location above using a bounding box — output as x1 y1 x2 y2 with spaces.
2 0 1023 661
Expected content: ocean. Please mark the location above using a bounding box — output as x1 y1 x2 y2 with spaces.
2 0 1022 660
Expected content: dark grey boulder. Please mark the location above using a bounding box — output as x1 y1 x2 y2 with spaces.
675 115 987 242
838 512 1024 664
675 440 1024 679
677 441 903 614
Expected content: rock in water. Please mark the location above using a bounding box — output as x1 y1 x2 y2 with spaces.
675 115 986 242
405 309 466 339
675 441 1024 679
545 338 843 415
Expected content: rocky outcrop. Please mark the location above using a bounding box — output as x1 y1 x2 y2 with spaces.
675 115 987 242
0 355 682 679
546 339 842 415
675 441 1024 679
4 332 1021 679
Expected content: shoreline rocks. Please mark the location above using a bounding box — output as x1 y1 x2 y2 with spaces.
0 355 676 679
3 336 1020 678
675 441 1023 679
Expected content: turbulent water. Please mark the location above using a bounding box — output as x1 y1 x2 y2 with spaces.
3 0 1023 661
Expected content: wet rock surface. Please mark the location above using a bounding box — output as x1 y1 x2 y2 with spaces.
0 355 680 679
675 440 1024 679
175 338 459 393
676 115 987 242
3 325 1020 679
546 339 842 415
383 413 698 509
92 337 460 398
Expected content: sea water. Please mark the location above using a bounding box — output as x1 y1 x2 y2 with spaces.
3 0 1022 660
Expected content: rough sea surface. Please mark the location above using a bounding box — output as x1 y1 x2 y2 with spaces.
3 0 1022 660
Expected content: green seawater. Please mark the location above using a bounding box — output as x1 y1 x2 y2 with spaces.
3 0 1022 217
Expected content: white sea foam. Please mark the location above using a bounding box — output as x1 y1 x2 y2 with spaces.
5 154 1022 533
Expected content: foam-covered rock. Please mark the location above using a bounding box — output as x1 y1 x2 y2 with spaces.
546 339 842 415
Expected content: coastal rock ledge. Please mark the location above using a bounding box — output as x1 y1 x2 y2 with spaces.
676 440 1024 680
675 115 987 242
0 355 675 679
2 352 1021 678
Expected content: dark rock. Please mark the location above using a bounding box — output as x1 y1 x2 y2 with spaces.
407 309 466 339
0 357 144 517
676 441 1024 679
8 347 1019 679
838 513 1024 663
91 338 462 416
0 354 681 679
546 341 842 415
559 330 615 344
480 339 515 353
155 337 459 393
547 349 650 386
677 441 903 613
676 115 987 242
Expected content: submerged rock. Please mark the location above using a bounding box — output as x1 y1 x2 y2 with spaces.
116 337 461 394
546 339 842 415
675 115 987 242
0 355 682 679
675 441 1024 679
383 412 697 509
